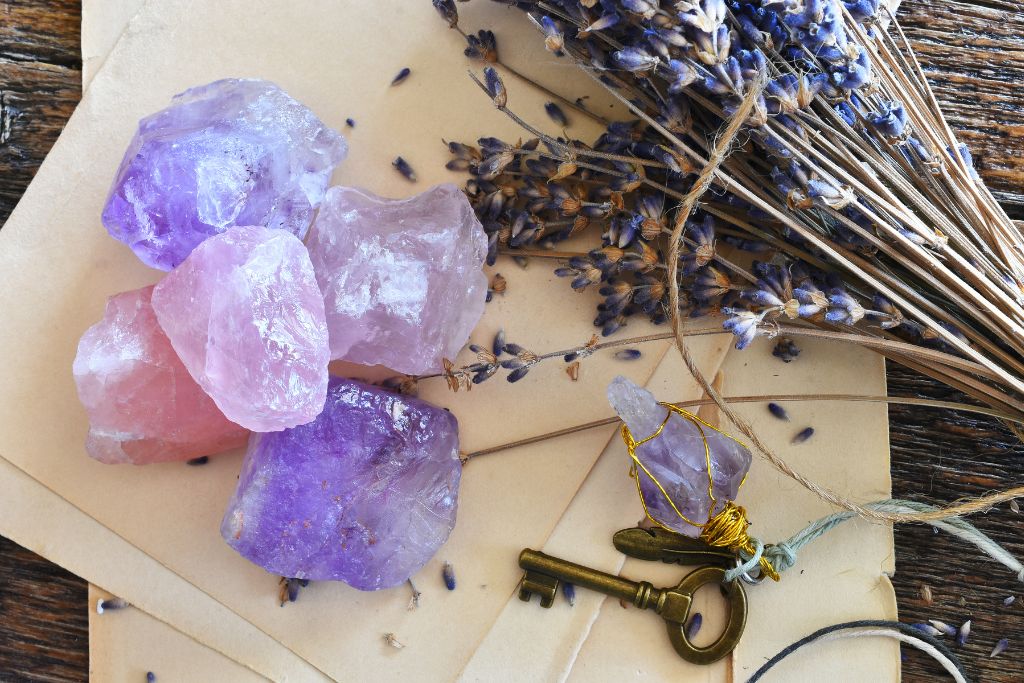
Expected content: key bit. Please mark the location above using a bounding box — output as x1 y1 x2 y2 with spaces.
612 526 735 567
519 570 559 607
518 548 746 665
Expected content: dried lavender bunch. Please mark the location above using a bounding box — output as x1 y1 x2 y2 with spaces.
435 0 1024 422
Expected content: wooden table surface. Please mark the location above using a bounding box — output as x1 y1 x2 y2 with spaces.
1 0 1023 681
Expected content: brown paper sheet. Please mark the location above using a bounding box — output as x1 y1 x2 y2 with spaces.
89 585 266 682
0 0 896 679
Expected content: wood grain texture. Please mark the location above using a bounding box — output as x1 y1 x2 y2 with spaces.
0 0 81 225
0 1 1024 682
0 536 89 682
898 0 1024 216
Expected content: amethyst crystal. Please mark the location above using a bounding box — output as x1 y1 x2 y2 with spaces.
221 377 461 589
607 376 751 536
102 78 347 270
306 184 488 374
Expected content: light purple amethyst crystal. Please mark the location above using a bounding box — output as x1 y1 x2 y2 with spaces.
607 376 751 536
306 184 488 374
102 78 347 270
221 377 461 589
151 226 330 433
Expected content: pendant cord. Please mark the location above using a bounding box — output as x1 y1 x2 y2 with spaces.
747 620 969 683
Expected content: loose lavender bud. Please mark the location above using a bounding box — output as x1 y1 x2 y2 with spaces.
391 67 412 86
562 582 576 606
443 561 456 590
186 456 209 466
345 118 355 128
544 102 568 127
767 402 789 421
957 619 971 646
392 157 417 182
686 612 703 641
146 673 156 683
614 349 642 361
1004 596 1017 606
928 619 957 637
792 427 814 444
96 597 129 614
990 638 1009 658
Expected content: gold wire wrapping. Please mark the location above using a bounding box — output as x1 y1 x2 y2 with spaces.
620 402 780 582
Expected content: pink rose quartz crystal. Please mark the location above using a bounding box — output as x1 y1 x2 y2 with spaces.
306 184 488 374
152 226 330 432
73 285 248 464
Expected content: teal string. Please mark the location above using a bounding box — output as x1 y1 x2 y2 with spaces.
725 498 1024 583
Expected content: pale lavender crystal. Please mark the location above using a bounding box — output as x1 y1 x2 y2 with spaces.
607 376 751 536
306 184 488 374
152 226 329 432
102 78 347 270
221 377 461 590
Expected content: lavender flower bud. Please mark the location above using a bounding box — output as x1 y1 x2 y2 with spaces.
432 0 458 29
482 67 507 108
613 47 659 72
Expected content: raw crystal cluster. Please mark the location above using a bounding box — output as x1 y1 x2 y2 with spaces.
102 78 347 270
73 286 249 464
306 184 488 374
607 376 751 536
221 377 461 589
152 226 330 432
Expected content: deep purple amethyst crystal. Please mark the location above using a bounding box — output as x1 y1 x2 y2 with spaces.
102 78 347 270
221 377 461 590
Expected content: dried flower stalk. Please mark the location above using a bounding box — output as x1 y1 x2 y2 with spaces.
432 0 1024 428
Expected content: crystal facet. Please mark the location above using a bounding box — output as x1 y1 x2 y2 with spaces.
102 78 347 270
152 226 330 432
607 376 751 536
306 184 488 374
73 286 248 464
221 377 461 589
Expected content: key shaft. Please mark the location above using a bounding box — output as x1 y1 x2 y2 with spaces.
519 549 661 607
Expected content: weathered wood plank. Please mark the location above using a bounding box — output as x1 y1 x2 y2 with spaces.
0 0 81 225
0 536 89 682
899 0 1024 215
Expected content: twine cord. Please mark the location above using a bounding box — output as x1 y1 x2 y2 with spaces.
726 499 1024 583
663 70 1024 526
747 620 969 683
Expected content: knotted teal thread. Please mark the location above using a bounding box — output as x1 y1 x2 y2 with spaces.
725 498 1024 583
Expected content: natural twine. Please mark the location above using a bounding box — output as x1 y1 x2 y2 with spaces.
726 499 1024 583
665 75 1024 525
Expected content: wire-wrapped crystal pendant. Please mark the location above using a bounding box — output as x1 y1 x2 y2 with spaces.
608 375 752 534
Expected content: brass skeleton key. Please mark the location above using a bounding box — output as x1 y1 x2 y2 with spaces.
518 548 746 665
